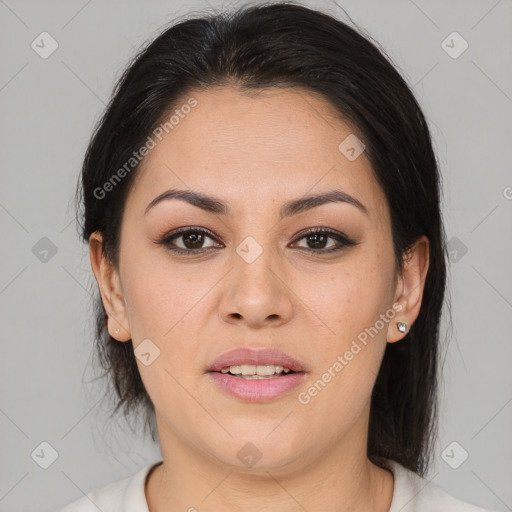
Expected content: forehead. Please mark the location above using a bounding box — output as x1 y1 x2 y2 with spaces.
126 86 389 224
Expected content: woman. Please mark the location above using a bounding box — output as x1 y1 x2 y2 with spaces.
56 2 492 511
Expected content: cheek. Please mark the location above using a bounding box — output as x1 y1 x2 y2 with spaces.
298 250 395 401
305 257 393 343
121 259 209 425
298 270 391 422
122 271 179 342
120 245 202 340
120 247 217 383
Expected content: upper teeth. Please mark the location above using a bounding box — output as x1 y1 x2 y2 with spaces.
221 364 292 376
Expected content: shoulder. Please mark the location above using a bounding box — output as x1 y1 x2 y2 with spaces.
52 462 161 512
385 459 495 512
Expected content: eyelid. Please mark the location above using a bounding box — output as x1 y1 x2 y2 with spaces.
155 225 358 256
155 226 222 248
290 227 358 250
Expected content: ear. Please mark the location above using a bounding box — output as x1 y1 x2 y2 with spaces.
387 235 430 343
89 231 131 342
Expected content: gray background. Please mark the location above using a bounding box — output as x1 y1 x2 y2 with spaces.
0 0 511 510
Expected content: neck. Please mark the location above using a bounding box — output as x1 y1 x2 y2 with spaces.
145 416 394 512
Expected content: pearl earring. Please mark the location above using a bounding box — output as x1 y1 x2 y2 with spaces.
115 328 120 334
397 321 407 333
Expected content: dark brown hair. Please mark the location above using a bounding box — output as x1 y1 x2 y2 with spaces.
77 1 448 476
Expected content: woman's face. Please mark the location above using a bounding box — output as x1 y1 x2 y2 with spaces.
98 86 414 473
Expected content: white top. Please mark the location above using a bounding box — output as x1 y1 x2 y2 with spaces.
54 459 493 512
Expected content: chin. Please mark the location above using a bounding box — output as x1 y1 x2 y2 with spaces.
201 430 303 473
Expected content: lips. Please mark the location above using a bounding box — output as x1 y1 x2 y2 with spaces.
207 347 306 373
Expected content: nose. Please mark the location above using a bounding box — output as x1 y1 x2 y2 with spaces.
218 242 294 329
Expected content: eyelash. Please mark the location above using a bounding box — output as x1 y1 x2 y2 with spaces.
156 226 359 256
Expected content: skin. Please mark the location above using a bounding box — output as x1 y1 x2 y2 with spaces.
90 85 429 512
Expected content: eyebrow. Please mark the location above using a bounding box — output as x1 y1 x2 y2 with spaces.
144 188 369 219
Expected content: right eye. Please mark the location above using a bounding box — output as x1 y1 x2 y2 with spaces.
156 227 223 255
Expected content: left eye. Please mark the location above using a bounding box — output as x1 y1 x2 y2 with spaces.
291 228 358 253
299 231 356 253
157 227 358 255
